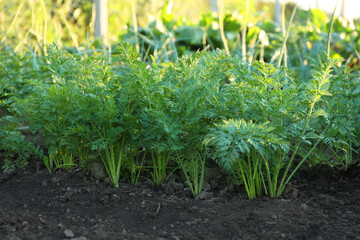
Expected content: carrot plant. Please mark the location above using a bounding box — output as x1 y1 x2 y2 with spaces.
0 48 46 170
163 49 236 196
0 116 36 170
112 43 180 186
206 120 286 199
18 45 113 170
304 63 360 169
205 53 357 198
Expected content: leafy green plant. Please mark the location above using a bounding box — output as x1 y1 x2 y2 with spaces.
98 141 124 188
206 120 285 199
275 58 339 194
43 145 75 173
18 45 113 172
113 42 182 186
0 116 36 170
204 54 355 198
149 150 171 185
0 48 47 170
126 148 146 185
164 49 237 195
302 62 360 168
176 150 206 198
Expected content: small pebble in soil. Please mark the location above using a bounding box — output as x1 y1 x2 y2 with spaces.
170 180 184 191
188 206 198 212
41 179 47 187
59 195 67 203
39 216 47 224
210 180 218 190
196 191 214 200
3 169 14 175
227 184 235 192
300 203 309 211
219 189 227 196
202 181 211 191
64 229 75 238
289 188 299 199
91 162 106 180
51 176 60 184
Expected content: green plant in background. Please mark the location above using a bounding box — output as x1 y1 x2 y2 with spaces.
3 0 360 70
0 116 37 170
0 0 93 53
329 68 360 168
0 47 47 170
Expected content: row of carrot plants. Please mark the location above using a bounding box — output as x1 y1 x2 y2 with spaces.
1 42 359 199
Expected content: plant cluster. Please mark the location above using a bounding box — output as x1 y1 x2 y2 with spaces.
13 43 359 199
0 48 47 170
206 57 360 198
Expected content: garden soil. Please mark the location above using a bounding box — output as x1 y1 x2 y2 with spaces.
0 160 359 240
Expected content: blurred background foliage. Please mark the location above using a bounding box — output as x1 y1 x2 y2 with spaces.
0 0 261 50
0 0 359 67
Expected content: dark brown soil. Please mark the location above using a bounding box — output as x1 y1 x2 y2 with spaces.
1 161 360 240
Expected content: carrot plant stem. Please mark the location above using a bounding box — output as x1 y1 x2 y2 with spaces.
278 5 297 67
241 0 249 61
218 1 230 56
327 0 338 60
